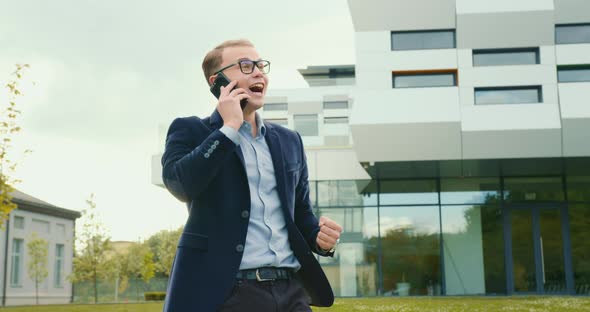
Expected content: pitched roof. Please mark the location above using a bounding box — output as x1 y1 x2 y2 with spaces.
11 189 81 220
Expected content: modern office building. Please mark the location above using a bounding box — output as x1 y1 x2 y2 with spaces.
153 0 590 297
0 190 80 305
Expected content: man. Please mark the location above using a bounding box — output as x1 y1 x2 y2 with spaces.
161 39 342 312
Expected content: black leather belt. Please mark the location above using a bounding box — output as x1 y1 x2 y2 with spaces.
236 267 293 282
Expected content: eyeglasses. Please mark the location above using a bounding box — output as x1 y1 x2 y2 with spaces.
215 59 271 75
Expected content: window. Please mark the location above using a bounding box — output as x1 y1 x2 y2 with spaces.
13 216 24 229
266 118 288 126
328 67 355 78
556 24 590 44
324 117 349 124
473 48 539 66
558 65 590 83
10 239 24 287
263 102 288 111
323 101 349 109
293 114 318 136
32 219 50 234
391 30 455 50
56 223 66 236
55 244 65 287
475 86 542 105
393 70 457 88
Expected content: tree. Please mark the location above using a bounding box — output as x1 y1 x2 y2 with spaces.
27 232 48 305
146 226 182 277
116 241 155 300
69 193 115 303
0 64 32 226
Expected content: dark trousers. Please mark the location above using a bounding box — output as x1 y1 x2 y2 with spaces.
217 278 312 312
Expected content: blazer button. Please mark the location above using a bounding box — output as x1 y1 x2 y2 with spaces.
207 148 214 153
204 153 210 158
241 210 249 218
214 140 219 145
236 244 244 252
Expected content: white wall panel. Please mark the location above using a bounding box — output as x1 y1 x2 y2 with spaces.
351 88 461 125
351 122 462 162
348 0 456 32
457 49 473 68
358 49 458 71
462 129 562 159
554 0 590 24
558 82 590 118
556 44 590 65
456 0 553 14
289 101 322 115
460 104 562 131
540 46 556 65
308 148 371 180
152 154 163 187
460 65 557 87
563 118 590 156
355 31 390 53
457 10 554 49
354 69 391 90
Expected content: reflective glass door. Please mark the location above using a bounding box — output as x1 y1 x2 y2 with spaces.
509 206 566 294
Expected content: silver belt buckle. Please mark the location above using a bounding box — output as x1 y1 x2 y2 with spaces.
256 268 274 282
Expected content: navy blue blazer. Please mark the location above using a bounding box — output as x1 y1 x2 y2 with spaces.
161 109 334 311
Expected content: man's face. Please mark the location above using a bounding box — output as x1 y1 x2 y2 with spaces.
215 45 269 111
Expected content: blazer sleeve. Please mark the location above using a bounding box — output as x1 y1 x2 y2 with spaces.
292 132 334 257
161 117 239 202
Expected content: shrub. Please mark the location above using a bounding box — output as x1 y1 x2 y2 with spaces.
144 292 166 301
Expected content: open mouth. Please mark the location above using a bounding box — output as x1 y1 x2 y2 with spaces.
248 83 265 95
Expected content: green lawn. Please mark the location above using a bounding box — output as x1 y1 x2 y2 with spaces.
0 297 589 312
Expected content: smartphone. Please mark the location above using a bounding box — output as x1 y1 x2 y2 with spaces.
210 72 248 110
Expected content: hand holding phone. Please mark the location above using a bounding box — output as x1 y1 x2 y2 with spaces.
210 72 248 110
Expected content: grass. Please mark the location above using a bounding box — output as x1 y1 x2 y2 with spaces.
0 297 589 312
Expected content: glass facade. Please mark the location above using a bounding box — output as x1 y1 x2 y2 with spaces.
556 24 590 44
323 101 349 109
55 244 65 287
13 216 25 229
475 86 543 105
392 72 457 88
473 48 539 67
558 65 590 83
312 167 590 296
569 204 590 294
294 114 319 136
10 239 24 287
391 30 456 50
263 102 288 111
324 117 349 124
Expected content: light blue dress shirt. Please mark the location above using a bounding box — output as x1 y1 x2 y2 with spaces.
219 113 300 270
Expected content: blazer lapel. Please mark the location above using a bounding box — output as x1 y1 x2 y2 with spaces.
264 126 293 221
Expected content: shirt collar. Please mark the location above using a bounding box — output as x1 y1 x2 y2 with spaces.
240 112 266 138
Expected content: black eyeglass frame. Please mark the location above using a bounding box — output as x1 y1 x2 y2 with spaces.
214 59 271 75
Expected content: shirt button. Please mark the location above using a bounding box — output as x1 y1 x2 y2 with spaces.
236 244 244 252
241 210 249 218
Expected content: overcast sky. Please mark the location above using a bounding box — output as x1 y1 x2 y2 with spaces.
1 0 355 241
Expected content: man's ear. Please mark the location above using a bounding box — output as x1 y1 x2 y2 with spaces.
208 74 217 87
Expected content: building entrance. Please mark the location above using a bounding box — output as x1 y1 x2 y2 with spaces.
507 205 571 294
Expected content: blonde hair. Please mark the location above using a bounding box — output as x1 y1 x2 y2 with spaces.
202 39 255 85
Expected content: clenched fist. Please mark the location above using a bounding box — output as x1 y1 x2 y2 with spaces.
316 216 343 252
